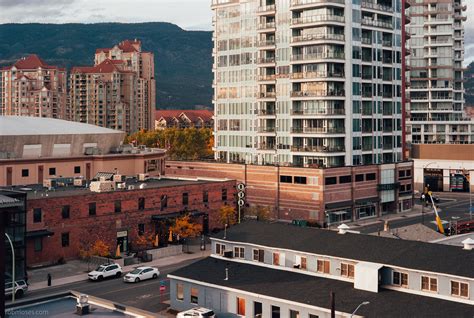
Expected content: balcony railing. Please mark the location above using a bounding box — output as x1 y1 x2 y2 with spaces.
257 4 276 13
259 92 277 98
258 22 276 30
291 14 345 25
361 18 393 29
258 74 277 81
258 109 276 115
258 39 276 47
291 127 345 134
291 90 345 97
361 1 394 12
291 33 345 43
291 108 345 115
291 0 344 7
290 71 344 79
258 127 276 133
257 57 276 64
291 145 345 152
291 52 345 61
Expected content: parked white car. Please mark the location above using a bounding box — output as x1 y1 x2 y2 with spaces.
177 307 216 318
5 280 28 298
123 266 160 283
88 263 122 281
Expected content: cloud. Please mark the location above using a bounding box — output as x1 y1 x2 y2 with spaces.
0 0 74 7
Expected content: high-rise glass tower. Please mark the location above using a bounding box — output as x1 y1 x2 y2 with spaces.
212 0 404 167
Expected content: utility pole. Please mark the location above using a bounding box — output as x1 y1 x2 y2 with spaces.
330 291 335 318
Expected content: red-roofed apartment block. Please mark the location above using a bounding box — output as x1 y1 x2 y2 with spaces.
0 54 67 119
155 109 213 129
69 40 155 133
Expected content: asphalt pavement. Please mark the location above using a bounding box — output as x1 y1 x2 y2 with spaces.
7 258 202 313
356 194 472 234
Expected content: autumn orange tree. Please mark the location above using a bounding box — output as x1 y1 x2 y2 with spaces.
170 215 203 239
219 205 237 226
125 128 214 160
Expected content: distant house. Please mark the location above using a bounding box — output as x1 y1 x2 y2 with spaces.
155 110 213 130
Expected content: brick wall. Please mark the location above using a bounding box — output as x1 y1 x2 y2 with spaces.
26 180 235 266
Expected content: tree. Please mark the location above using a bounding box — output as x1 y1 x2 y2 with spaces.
170 215 202 239
246 205 271 221
90 240 111 257
219 205 237 226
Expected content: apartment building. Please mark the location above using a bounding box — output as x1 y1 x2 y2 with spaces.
406 0 472 144
169 221 474 317
0 55 67 119
212 0 404 168
69 40 155 133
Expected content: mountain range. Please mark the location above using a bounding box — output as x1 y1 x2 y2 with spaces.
0 23 213 110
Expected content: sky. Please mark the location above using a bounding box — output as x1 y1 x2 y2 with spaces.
0 0 472 64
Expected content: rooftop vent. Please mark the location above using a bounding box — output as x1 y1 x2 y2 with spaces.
76 294 90 315
462 238 474 250
337 223 350 234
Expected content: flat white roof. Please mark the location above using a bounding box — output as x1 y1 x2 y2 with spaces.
0 116 124 136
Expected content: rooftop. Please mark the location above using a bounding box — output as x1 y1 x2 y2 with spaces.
170 257 474 317
2 177 230 200
213 220 474 279
0 116 124 136
370 223 445 242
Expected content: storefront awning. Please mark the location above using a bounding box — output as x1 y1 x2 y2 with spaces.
325 200 352 211
26 230 54 238
152 210 206 220
355 197 380 206
0 195 22 208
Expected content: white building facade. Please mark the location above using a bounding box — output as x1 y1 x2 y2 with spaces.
212 0 404 168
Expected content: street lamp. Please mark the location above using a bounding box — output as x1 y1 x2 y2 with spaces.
4 233 15 303
422 161 437 193
350 301 370 317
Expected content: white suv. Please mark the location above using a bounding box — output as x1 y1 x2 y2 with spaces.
5 280 28 298
177 307 215 318
88 264 122 281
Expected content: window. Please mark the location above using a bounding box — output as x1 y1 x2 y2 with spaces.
216 243 226 255
421 276 437 292
237 297 246 316
339 175 352 183
61 205 70 219
138 224 145 236
89 202 96 216
294 176 307 184
341 263 355 278
451 281 469 298
203 191 209 203
61 232 69 247
393 271 408 287
222 188 227 201
160 195 167 210
138 197 145 210
301 257 307 270
21 169 29 177
271 305 280 318
254 301 262 318
309 315 319 318
325 177 337 185
253 249 264 262
280 175 292 183
355 174 364 182
317 260 330 274
273 252 280 266
234 246 245 259
74 166 81 174
34 238 42 252
366 173 376 181
49 167 56 175
289 310 300 318
176 283 184 301
183 192 189 205
114 200 121 213
190 287 199 304
33 208 42 223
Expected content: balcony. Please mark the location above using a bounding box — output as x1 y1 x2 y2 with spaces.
259 92 277 99
361 1 394 12
291 33 345 44
291 108 345 115
361 18 393 29
291 145 345 152
291 127 345 134
291 52 345 61
258 22 276 30
257 57 276 64
258 39 276 47
257 4 276 14
258 74 277 81
258 109 276 116
258 127 276 133
290 71 344 80
291 90 345 98
291 14 345 26
291 0 345 9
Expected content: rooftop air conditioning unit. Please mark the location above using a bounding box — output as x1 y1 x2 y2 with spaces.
117 182 126 189
128 185 135 190
138 173 149 181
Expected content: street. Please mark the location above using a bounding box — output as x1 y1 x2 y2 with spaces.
7 258 202 313
356 193 472 234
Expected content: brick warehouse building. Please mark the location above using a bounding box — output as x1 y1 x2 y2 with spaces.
11 177 235 267
166 161 414 226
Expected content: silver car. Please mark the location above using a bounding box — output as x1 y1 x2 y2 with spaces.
5 280 28 298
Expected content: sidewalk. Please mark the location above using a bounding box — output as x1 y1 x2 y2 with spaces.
28 248 210 292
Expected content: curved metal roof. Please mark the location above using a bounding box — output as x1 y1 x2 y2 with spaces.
0 116 124 136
